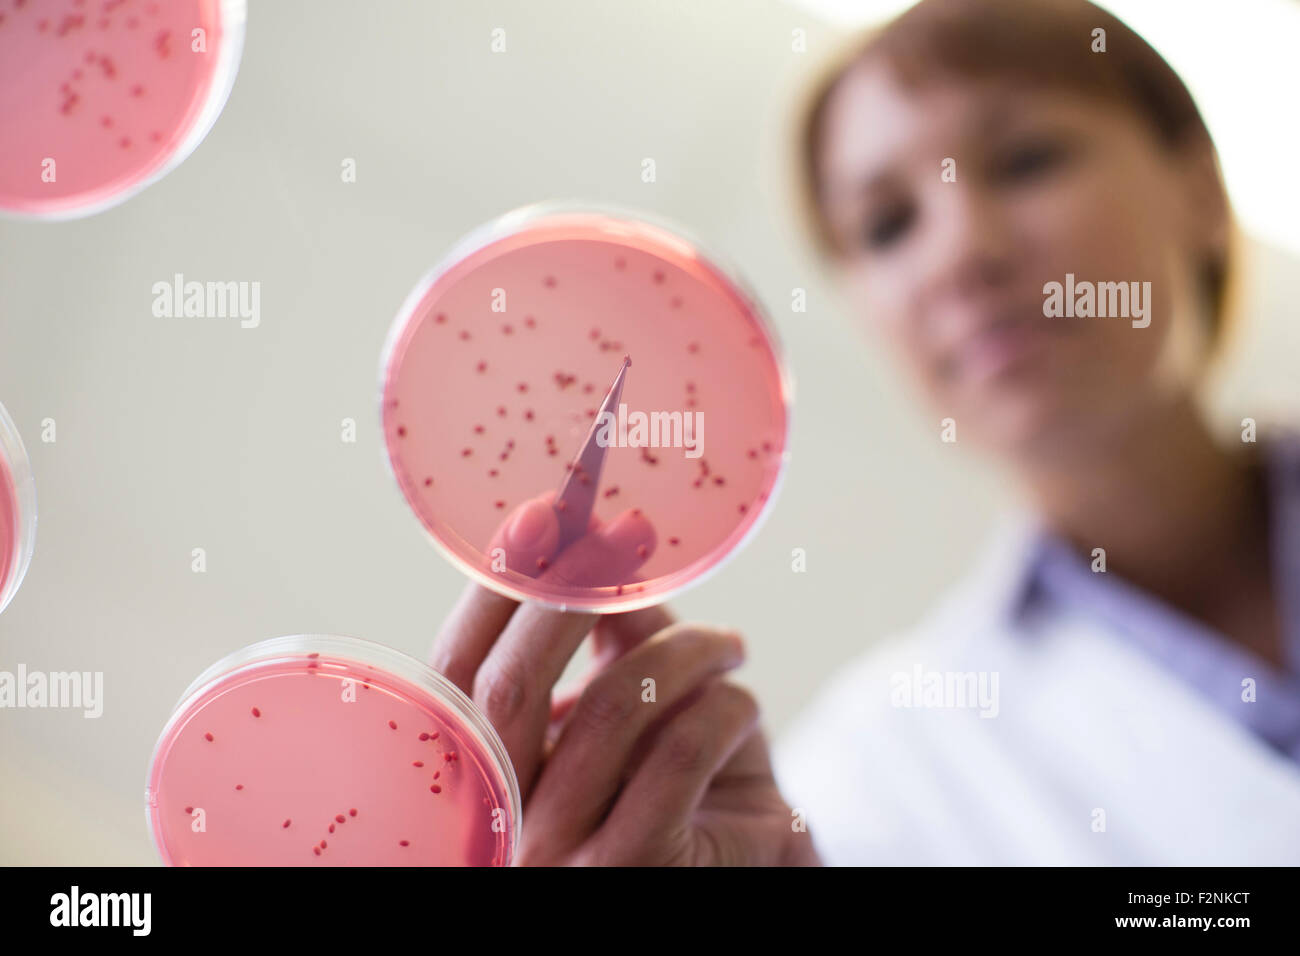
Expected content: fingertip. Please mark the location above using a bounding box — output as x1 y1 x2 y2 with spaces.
487 496 560 576
721 628 747 662
506 498 560 551
602 508 657 558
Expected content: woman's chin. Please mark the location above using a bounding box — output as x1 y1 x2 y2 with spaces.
958 390 1089 465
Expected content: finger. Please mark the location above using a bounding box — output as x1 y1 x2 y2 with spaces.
429 581 519 694
595 680 760 863
521 625 745 859
591 604 677 665
550 604 678 713
485 496 562 578
544 685 582 756
471 601 598 794
713 726 775 785
472 503 655 791
538 508 656 587
433 493 600 692
549 685 582 725
484 491 604 578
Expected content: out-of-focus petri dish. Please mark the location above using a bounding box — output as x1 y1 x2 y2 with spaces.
146 635 521 866
380 203 792 613
0 402 36 618
0 0 246 220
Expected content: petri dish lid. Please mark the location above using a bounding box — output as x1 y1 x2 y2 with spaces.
0 0 246 220
379 202 792 613
0 401 36 618
146 635 521 866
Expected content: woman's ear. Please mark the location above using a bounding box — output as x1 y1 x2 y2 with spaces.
1174 131 1230 264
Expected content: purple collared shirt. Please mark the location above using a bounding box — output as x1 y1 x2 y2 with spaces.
1007 430 1300 763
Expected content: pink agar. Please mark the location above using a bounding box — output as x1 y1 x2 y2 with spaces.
381 209 790 612
0 0 242 217
148 653 516 866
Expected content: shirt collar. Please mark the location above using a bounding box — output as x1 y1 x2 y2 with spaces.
998 427 1300 658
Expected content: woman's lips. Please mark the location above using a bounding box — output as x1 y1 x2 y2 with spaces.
952 315 1060 385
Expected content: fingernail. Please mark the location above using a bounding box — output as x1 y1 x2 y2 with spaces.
506 499 553 550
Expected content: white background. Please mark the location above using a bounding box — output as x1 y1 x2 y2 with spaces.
1 0 1296 864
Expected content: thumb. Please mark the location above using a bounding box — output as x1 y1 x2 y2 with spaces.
486 497 561 577
540 509 656 588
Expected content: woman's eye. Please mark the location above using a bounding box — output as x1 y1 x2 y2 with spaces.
992 139 1068 183
862 204 914 250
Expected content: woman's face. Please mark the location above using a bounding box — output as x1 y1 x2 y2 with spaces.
816 62 1215 462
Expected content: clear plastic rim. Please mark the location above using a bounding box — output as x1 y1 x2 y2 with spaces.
377 199 796 614
144 633 523 867
0 401 36 617
0 0 248 223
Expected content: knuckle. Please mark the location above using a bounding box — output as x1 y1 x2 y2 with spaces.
659 721 712 773
650 682 760 775
573 676 638 734
654 623 742 666
429 650 464 686
472 659 530 724
720 682 761 727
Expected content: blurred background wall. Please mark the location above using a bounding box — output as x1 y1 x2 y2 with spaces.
1 0 1296 864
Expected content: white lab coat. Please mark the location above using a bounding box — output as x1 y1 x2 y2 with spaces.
773 513 1300 865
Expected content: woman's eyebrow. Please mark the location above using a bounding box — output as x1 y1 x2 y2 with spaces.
825 163 905 202
976 97 1020 135
825 98 1024 200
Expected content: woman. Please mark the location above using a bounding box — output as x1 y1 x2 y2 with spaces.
431 0 1300 865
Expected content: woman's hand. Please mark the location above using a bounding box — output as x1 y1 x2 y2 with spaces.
431 496 818 864
516 619 820 866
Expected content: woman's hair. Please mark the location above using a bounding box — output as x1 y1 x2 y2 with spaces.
796 0 1239 348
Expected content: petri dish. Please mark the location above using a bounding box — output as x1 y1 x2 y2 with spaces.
0 401 36 618
0 0 246 220
379 203 792 613
146 635 521 866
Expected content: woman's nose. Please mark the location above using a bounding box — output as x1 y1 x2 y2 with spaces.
923 182 1019 302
